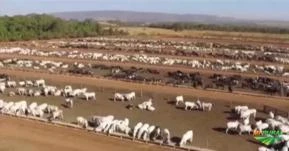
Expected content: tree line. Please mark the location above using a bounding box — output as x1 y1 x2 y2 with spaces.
148 22 289 34
0 14 128 41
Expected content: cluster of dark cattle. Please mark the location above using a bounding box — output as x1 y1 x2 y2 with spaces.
66 63 287 97
167 71 287 96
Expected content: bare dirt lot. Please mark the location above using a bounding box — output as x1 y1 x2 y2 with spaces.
0 116 168 151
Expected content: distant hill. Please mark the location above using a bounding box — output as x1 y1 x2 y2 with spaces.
51 10 289 28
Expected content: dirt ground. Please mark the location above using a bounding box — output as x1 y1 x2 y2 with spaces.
0 116 169 151
0 69 287 151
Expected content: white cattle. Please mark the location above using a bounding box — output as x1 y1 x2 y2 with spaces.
8 91 15 97
234 105 248 114
17 88 26 95
238 124 252 135
33 90 41 97
124 92 136 101
52 110 63 120
47 105 58 114
0 100 5 109
29 102 38 110
34 79 45 87
137 123 149 140
83 92 96 101
31 108 44 117
27 89 34 96
179 130 193 147
77 116 88 128
184 101 198 110
243 117 250 125
6 81 16 88
18 81 26 87
73 88 87 96
1 102 14 113
25 80 33 87
162 128 170 144
64 85 73 96
226 121 240 134
240 109 256 119
276 116 289 124
255 120 269 131
37 103 48 112
65 98 73 108
266 118 283 129
54 90 62 96
0 85 5 93
201 102 213 111
279 125 289 134
113 93 125 101
133 122 143 138
175 95 184 105
258 146 275 151
269 111 274 119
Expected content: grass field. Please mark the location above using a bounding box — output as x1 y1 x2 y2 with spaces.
120 27 289 44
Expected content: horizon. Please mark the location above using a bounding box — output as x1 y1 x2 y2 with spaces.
0 0 289 21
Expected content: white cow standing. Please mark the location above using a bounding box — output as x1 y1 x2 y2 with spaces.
113 93 125 101
77 116 88 128
175 95 184 105
226 121 240 134
83 92 96 101
184 101 198 110
65 98 73 108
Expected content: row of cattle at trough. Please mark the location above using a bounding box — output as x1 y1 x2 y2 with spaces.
0 47 289 76
225 105 289 151
47 37 289 64
76 114 194 147
1 57 289 97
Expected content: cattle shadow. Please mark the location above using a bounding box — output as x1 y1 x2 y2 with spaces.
171 136 181 144
167 100 176 105
212 127 239 135
255 117 266 122
223 110 232 114
61 103 69 109
226 115 239 120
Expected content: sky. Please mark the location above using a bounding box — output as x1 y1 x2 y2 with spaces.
0 0 289 21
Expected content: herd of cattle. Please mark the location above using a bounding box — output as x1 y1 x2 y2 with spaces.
1 56 289 97
0 78 203 148
49 37 289 65
76 114 194 147
0 47 289 77
224 105 289 151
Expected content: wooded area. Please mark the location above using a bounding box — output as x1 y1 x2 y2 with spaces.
148 22 289 34
0 14 127 41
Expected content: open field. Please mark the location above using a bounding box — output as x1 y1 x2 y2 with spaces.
121 27 289 46
0 36 289 151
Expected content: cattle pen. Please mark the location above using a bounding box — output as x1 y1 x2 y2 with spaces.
0 112 215 151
